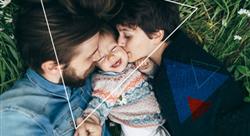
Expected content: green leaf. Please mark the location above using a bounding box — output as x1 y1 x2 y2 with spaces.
234 70 240 80
0 32 15 46
244 96 250 103
236 65 250 77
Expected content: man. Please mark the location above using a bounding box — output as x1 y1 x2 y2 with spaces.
112 0 250 135
0 1 109 136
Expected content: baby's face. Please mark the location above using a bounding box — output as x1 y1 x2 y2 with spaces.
97 34 128 73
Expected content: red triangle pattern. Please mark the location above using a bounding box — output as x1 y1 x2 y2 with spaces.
188 96 211 120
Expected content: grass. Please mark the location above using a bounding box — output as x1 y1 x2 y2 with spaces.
0 0 23 94
0 0 250 101
179 0 250 101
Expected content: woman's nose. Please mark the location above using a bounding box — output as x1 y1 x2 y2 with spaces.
118 35 127 47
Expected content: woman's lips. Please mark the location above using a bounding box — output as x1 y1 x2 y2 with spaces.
111 59 122 68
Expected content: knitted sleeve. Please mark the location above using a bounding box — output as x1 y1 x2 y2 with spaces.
83 72 129 125
84 67 147 125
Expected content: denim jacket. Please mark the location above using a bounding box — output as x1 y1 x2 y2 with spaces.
0 68 110 136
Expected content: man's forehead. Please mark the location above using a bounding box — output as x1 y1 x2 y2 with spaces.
76 32 99 54
81 32 100 45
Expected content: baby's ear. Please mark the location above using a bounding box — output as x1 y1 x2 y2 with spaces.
150 30 164 44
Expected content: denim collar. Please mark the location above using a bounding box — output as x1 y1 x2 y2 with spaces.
26 68 71 98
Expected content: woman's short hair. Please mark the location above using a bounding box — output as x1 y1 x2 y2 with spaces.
112 0 180 41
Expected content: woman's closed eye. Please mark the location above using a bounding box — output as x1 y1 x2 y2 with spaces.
124 34 131 39
124 32 133 39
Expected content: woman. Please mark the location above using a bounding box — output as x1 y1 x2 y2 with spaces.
111 0 250 136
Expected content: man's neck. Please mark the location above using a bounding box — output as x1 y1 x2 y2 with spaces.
42 73 60 84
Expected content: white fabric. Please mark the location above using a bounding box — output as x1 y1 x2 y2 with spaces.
121 125 169 136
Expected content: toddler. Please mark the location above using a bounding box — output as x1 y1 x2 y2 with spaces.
83 24 167 136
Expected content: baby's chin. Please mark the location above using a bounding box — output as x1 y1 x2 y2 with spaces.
100 58 128 73
111 63 127 73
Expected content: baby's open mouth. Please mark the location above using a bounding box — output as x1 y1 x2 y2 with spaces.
111 59 122 68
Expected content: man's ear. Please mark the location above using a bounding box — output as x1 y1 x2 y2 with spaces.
41 61 65 83
150 30 164 44
41 61 61 75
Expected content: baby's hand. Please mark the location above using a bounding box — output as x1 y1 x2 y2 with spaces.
83 114 100 125
134 57 155 75
74 116 102 136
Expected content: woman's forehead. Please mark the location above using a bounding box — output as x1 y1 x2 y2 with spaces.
117 24 137 31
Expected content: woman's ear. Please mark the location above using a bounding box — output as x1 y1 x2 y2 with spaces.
150 30 164 44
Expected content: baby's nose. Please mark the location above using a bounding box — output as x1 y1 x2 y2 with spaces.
107 53 115 61
108 53 116 62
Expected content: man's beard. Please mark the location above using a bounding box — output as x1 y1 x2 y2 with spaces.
59 65 95 87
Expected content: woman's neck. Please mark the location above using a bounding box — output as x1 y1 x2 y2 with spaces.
150 42 168 65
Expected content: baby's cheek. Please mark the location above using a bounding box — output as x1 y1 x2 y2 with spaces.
97 62 106 71
100 63 113 72
118 49 130 61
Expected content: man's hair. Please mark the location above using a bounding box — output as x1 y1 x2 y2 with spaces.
15 1 101 73
112 0 180 41
58 0 123 20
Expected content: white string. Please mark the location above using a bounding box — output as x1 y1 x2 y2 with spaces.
77 0 198 129
40 0 77 129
